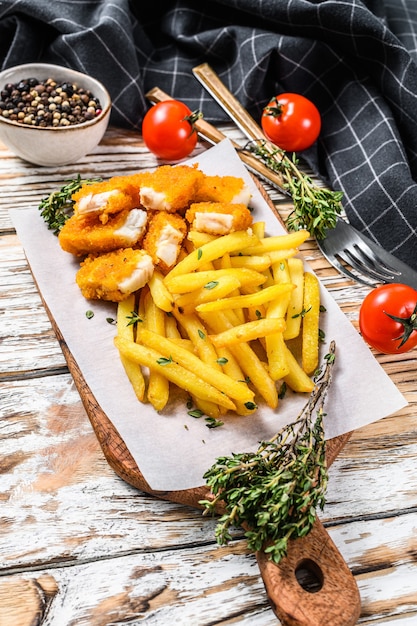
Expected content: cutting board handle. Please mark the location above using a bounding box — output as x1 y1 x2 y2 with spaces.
257 517 361 626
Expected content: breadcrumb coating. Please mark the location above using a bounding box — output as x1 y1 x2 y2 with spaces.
142 211 188 272
185 202 253 235
194 175 251 206
72 176 141 223
76 248 154 302
59 208 148 256
137 164 204 212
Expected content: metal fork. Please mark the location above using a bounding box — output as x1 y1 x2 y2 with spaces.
191 63 417 290
317 218 417 288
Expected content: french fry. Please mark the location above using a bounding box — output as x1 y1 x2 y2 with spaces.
116 294 145 401
302 271 321 375
148 270 174 312
265 331 290 381
174 274 242 314
283 257 305 340
252 221 265 238
283 344 315 393
186 230 216 248
201 309 279 409
172 310 221 368
166 268 266 294
239 230 310 255
143 290 170 411
136 328 255 404
210 317 286 347
165 230 259 279
165 312 221 418
213 345 257 415
196 283 294 313
114 336 237 411
228 254 272 271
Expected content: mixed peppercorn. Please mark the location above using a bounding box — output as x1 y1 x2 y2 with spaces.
0 77 102 127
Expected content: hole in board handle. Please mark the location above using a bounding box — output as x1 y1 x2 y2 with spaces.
295 558 324 593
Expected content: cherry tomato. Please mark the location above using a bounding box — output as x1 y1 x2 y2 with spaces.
142 100 201 161
359 283 417 354
261 93 321 152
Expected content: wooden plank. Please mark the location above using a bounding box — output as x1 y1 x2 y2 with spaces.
1 127 417 625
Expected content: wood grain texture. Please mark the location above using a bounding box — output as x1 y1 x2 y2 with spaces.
1 127 417 625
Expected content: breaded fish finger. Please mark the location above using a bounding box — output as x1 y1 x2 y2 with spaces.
185 202 253 235
59 208 148 256
194 174 251 205
76 248 154 302
137 164 204 212
142 211 187 272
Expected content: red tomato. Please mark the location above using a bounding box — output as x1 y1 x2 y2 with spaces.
261 93 321 152
359 283 417 354
142 100 201 160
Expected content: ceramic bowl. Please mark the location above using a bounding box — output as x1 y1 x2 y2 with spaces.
0 63 111 166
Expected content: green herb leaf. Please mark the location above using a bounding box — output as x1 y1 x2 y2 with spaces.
157 356 173 366
216 357 229 365
200 340 336 565
205 417 224 429
126 311 143 326
243 140 343 239
38 175 101 234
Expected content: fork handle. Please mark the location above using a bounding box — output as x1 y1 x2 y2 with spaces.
192 63 267 143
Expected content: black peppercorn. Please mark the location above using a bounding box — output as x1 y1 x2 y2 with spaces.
0 76 102 127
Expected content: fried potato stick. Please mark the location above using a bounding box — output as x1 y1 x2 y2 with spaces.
195 283 294 313
201 310 278 409
210 317 286 347
174 274 241 314
302 271 321 375
165 268 266 294
148 270 174 313
239 229 310 255
143 290 170 411
283 344 315 393
114 336 237 411
116 295 145 401
283 258 305 340
165 230 259 279
136 328 254 404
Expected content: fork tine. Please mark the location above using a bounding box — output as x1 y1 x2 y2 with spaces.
317 218 417 288
318 243 376 286
341 242 401 282
338 248 395 283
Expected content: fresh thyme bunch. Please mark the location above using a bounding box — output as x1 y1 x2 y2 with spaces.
39 175 101 234
244 140 343 239
200 341 336 565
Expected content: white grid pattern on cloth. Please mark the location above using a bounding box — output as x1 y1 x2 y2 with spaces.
1 0 417 269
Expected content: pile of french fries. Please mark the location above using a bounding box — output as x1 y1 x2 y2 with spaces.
114 224 321 419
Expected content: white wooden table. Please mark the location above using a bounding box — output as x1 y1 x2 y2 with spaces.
1 126 416 625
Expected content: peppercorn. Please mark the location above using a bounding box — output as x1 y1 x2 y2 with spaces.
0 77 103 127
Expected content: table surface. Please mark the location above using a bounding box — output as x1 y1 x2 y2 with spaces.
1 126 416 626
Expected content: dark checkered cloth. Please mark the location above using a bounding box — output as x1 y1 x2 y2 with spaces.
1 0 417 270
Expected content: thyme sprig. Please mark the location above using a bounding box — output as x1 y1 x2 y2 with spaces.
38 175 101 234
200 340 336 565
243 140 343 238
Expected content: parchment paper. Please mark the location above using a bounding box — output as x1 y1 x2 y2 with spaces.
11 139 407 491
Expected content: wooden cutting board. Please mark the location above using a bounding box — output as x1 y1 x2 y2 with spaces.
35 176 361 626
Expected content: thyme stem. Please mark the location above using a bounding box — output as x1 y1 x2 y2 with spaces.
38 175 101 234
200 340 336 564
242 140 343 238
